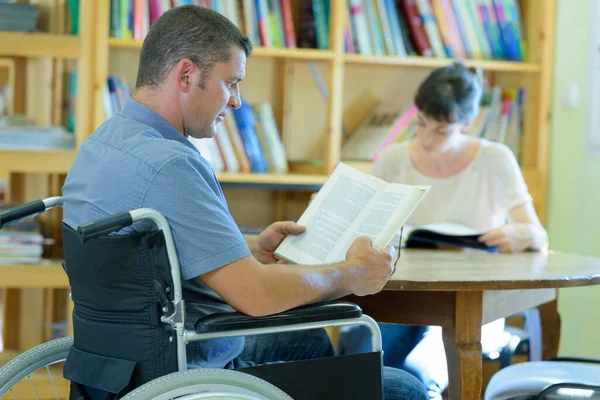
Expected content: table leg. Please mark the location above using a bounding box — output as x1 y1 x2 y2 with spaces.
442 292 483 400
539 299 561 359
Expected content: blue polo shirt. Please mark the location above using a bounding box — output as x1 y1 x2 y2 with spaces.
62 99 251 368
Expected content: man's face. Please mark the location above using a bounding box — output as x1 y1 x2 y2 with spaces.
182 47 246 139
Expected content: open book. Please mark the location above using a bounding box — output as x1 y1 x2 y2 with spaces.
274 163 430 265
403 222 497 252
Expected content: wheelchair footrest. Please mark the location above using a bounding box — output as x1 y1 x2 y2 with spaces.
195 301 362 333
238 352 383 400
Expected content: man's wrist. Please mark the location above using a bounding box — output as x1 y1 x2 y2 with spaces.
340 260 360 295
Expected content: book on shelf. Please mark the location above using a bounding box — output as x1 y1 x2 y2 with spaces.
109 0 327 50
402 222 496 252
0 115 75 151
0 2 39 32
0 212 54 265
273 162 430 265
345 0 526 62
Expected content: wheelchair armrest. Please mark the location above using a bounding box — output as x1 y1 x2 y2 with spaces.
195 301 362 333
77 211 133 243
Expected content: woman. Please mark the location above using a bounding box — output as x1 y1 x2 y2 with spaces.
339 62 548 399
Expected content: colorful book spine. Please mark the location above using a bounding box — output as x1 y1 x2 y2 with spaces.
415 0 447 58
279 0 297 48
372 105 417 161
231 101 269 173
312 0 329 50
401 0 433 57
383 0 407 56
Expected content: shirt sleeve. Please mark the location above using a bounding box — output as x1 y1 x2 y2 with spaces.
491 144 533 215
142 155 251 280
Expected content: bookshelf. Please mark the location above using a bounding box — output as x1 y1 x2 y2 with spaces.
0 32 81 59
0 0 555 357
343 53 541 72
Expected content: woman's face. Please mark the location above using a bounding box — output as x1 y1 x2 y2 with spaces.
414 111 470 157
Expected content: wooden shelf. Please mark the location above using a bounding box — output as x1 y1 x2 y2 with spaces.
216 172 327 186
0 149 327 185
0 150 76 174
0 262 68 288
109 38 333 60
0 32 80 59
344 54 541 73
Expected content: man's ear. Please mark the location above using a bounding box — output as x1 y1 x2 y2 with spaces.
174 58 195 92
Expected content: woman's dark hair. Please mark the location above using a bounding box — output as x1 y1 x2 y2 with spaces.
135 5 253 90
414 62 484 123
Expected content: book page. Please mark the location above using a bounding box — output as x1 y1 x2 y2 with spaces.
329 184 428 262
372 185 429 249
274 163 387 265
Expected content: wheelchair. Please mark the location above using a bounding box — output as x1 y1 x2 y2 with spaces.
0 197 385 400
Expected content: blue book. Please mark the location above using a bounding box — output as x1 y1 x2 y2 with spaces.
231 102 268 173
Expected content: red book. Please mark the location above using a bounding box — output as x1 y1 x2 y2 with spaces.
400 0 433 57
279 0 296 48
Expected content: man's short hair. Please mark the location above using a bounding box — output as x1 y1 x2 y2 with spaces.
135 5 253 89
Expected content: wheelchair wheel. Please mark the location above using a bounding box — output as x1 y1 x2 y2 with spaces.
0 336 73 397
120 368 293 400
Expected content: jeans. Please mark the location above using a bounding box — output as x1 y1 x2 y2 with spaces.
338 319 508 400
230 328 428 400
338 324 447 400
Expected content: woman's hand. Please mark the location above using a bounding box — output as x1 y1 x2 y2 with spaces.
479 223 548 253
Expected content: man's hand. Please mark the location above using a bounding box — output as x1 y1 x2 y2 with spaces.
344 236 395 296
254 221 306 264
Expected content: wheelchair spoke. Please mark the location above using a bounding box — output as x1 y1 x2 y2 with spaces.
45 365 60 400
9 388 18 400
27 375 41 400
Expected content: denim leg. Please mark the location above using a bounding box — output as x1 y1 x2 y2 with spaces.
383 366 428 400
337 323 421 368
234 326 427 399
402 326 448 400
234 328 334 367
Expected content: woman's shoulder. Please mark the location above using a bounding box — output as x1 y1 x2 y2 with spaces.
476 138 518 165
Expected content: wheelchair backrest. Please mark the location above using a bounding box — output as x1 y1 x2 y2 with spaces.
61 223 178 399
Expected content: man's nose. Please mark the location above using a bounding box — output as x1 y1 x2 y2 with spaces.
229 92 241 109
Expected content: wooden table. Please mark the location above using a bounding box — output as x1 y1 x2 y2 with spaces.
345 249 600 400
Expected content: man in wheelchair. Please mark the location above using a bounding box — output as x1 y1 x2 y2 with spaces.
57 5 427 400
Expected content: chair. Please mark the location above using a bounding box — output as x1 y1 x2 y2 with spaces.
484 357 600 399
0 197 386 400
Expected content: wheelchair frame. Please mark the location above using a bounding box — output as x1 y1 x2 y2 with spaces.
0 196 383 373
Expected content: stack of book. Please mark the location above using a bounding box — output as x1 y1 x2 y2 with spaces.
346 0 526 61
0 116 75 151
109 0 329 50
0 219 52 265
0 2 39 32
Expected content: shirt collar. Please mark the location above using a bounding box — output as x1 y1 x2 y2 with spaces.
121 98 199 154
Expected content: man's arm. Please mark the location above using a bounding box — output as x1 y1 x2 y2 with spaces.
200 237 394 317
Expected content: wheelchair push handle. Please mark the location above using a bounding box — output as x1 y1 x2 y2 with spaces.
0 197 63 229
77 211 133 243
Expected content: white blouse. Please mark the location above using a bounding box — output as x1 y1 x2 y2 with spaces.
371 138 533 233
